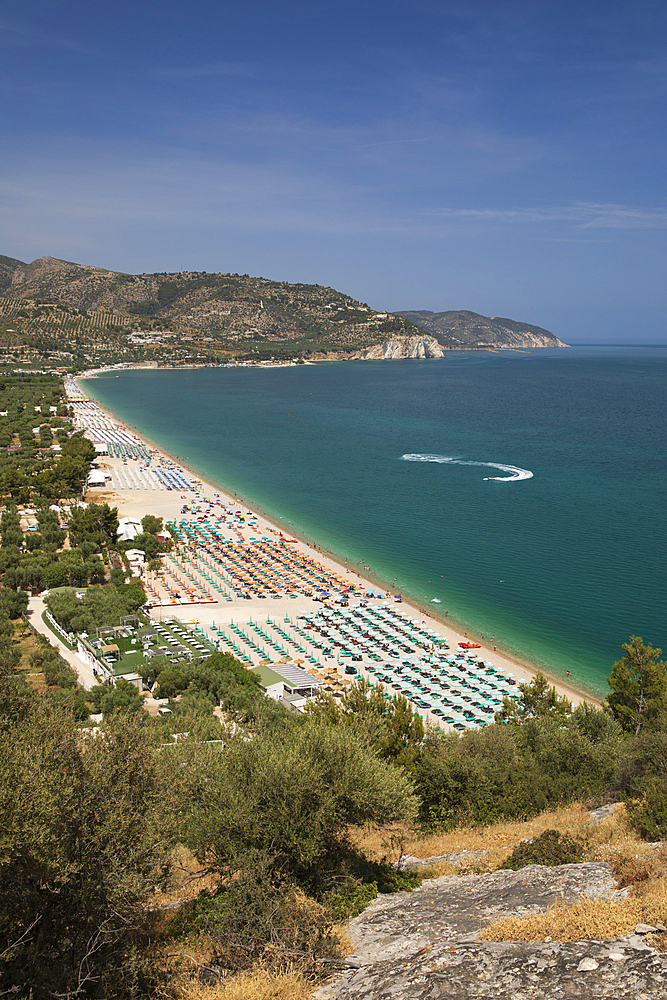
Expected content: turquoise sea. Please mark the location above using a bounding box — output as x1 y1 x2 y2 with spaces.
83 346 667 698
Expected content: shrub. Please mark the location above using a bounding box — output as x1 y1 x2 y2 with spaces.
305 834 422 920
626 779 667 841
0 589 29 618
90 677 144 716
171 851 343 972
0 709 166 996
415 717 622 831
499 828 585 870
163 717 418 885
323 879 379 921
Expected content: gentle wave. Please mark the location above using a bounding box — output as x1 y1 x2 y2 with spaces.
400 453 534 482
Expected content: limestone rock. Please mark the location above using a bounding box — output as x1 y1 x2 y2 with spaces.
316 862 667 1000
351 335 446 359
577 957 599 971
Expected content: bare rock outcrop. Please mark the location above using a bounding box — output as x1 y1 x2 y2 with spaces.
316 863 667 1000
350 335 446 360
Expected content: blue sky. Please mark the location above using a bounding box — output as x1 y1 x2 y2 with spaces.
1 0 666 342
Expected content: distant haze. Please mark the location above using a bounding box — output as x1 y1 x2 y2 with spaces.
397 311 567 349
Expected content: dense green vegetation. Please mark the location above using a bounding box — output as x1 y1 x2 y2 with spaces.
0 372 190 766
1 628 667 997
0 640 418 996
0 500 118 599
305 674 425 767
0 703 168 998
0 375 78 500
45 581 147 632
605 635 667 735
414 704 622 829
0 374 173 613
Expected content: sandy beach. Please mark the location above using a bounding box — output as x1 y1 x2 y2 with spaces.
70 373 596 715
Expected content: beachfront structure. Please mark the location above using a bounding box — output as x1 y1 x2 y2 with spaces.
65 615 218 684
47 593 517 730
87 470 108 487
117 517 142 542
251 661 323 709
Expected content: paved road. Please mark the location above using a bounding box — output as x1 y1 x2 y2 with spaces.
26 596 98 690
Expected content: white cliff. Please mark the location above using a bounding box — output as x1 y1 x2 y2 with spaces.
351 335 446 360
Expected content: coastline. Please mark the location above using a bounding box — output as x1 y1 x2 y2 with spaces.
75 370 599 710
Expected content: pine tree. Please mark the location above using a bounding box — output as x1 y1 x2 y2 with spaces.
495 670 572 723
605 636 667 734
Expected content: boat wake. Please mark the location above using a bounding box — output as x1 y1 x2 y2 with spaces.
400 454 533 482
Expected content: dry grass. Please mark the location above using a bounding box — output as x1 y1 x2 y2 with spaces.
350 802 608 874
156 907 350 999
584 809 660 865
479 882 667 945
149 845 219 907
156 808 663 998
480 836 667 947
167 964 318 1000
147 853 352 1000
13 620 40 666
84 490 125 506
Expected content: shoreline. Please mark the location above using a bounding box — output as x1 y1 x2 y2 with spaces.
74 370 599 710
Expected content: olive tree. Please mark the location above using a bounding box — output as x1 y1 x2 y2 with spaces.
0 707 167 997
162 716 418 883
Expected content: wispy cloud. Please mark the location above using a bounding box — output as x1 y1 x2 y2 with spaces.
0 140 386 242
0 15 94 53
148 62 255 80
356 137 434 149
576 203 667 229
424 202 667 229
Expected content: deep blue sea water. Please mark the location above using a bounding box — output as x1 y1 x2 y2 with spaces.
83 346 667 698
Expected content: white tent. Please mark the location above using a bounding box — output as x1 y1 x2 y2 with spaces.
117 517 142 542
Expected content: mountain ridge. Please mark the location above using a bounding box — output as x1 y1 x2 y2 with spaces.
0 254 567 364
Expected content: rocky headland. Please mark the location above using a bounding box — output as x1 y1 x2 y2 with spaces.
397 309 568 350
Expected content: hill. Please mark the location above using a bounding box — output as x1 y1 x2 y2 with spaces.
397 309 568 349
0 255 418 364
0 254 566 367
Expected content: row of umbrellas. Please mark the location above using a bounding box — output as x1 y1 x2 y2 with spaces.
167 518 359 602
